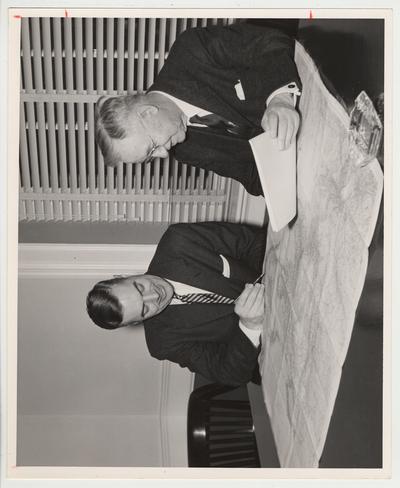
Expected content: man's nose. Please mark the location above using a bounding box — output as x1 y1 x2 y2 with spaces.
143 290 158 302
154 146 169 159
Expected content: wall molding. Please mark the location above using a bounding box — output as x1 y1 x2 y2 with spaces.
159 361 195 467
18 243 157 277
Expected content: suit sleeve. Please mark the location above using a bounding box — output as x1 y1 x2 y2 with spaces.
148 319 260 386
176 23 301 102
155 222 266 274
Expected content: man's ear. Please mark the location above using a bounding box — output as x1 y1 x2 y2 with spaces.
137 104 158 120
152 146 169 159
126 320 144 327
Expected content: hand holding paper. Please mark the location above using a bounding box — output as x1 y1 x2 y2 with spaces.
261 92 300 150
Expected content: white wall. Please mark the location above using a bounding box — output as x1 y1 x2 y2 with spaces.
18 414 161 467
17 245 194 467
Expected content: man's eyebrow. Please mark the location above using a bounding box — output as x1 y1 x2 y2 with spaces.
133 281 145 318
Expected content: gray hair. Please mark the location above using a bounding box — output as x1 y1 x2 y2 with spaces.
95 94 146 166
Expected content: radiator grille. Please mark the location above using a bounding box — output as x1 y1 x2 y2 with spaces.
19 17 237 222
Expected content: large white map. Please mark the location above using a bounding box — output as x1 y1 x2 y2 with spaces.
260 42 383 468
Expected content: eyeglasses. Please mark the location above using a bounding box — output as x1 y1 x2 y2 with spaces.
142 135 157 165
137 113 158 165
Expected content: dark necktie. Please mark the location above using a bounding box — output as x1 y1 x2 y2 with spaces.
189 113 255 139
173 292 234 305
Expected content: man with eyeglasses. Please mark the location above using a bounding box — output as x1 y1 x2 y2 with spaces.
86 221 267 386
95 22 301 196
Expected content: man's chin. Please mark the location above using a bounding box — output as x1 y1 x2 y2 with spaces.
158 284 174 312
163 290 174 307
157 298 171 315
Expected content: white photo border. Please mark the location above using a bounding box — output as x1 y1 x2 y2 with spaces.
1 1 398 487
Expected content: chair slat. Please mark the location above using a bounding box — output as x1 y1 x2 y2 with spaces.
209 444 257 455
208 410 253 418
207 419 254 427
208 400 252 410
211 452 259 463
206 435 255 445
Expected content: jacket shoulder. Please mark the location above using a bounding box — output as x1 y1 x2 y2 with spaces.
143 317 165 360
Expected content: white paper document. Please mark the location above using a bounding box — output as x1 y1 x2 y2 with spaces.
249 132 297 232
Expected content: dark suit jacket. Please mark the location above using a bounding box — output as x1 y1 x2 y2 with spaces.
149 23 301 195
144 222 267 386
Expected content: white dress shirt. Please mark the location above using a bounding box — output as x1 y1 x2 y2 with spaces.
151 91 210 123
266 82 302 107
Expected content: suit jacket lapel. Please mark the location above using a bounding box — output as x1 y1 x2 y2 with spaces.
151 257 244 300
185 268 243 300
185 82 252 128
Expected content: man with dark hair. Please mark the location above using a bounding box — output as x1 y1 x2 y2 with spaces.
87 221 267 386
95 22 301 196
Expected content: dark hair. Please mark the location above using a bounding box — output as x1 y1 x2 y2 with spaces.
86 278 131 330
95 94 145 167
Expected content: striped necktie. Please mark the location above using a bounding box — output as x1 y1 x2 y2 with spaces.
189 113 255 139
173 292 234 305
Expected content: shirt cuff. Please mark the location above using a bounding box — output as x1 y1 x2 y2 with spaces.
239 320 261 347
266 82 301 108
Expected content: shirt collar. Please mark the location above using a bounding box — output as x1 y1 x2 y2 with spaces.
151 90 210 119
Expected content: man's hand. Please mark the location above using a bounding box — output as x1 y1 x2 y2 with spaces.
234 283 265 330
261 93 300 150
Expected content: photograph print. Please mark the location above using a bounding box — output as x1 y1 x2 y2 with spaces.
6 8 388 478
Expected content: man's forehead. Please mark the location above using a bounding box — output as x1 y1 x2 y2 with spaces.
113 275 137 287
111 279 133 295
113 275 149 291
112 278 142 322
